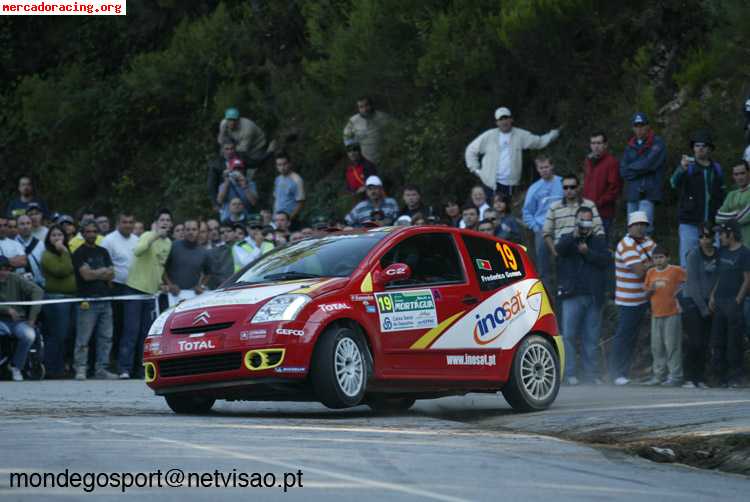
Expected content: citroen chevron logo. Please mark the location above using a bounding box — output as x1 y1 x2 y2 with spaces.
193 311 211 325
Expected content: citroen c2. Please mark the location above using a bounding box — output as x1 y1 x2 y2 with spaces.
143 226 562 414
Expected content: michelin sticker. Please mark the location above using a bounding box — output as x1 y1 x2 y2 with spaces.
375 289 438 332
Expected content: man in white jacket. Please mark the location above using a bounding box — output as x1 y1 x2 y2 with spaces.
465 107 561 197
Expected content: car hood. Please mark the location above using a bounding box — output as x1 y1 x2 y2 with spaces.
172 278 348 314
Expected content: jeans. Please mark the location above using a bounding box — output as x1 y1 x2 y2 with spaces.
682 304 711 383
710 299 745 384
0 320 36 369
678 223 699 269
74 301 113 372
42 293 75 375
626 200 655 233
650 314 683 381
561 295 602 381
608 303 648 380
118 287 156 374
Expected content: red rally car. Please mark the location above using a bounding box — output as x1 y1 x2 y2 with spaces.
144 226 563 414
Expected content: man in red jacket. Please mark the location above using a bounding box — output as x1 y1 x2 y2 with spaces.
583 131 623 244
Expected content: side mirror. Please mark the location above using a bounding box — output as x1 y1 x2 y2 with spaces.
374 263 412 287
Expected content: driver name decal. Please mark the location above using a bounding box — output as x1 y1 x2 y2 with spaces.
375 289 438 332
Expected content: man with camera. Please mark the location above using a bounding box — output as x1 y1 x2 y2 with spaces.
620 113 667 233
554 207 610 385
670 130 725 269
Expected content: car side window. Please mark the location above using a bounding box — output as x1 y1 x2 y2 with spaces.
380 233 464 286
462 235 526 291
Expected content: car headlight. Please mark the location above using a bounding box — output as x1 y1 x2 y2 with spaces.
147 309 173 337
251 294 310 323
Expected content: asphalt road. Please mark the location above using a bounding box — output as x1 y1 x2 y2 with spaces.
1 382 749 501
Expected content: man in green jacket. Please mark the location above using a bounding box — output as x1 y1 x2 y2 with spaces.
716 162 750 248
0 255 43 381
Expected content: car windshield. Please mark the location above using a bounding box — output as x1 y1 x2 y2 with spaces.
230 232 387 285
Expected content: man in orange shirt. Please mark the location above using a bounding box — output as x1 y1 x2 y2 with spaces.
644 246 686 386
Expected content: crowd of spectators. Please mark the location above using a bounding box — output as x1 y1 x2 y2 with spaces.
2 97 750 390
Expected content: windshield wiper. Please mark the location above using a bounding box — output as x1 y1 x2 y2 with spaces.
262 272 322 281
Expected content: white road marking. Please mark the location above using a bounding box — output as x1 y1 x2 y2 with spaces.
531 398 750 416
54 419 471 502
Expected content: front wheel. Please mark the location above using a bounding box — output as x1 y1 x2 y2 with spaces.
311 327 369 409
164 394 216 414
502 335 560 412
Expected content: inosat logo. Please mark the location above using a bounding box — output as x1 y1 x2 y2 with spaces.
472 290 525 345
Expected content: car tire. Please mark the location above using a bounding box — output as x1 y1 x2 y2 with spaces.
164 394 216 414
502 334 560 412
311 327 369 409
365 394 416 413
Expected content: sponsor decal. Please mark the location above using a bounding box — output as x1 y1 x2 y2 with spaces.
276 328 305 337
475 259 492 271
273 366 307 373
240 329 267 340
350 294 375 302
177 340 216 351
385 265 408 276
319 303 352 312
473 290 525 345
480 270 524 283
365 305 376 314
446 354 497 366
375 289 438 332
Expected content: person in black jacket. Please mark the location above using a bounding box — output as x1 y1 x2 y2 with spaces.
669 130 725 268
555 206 610 385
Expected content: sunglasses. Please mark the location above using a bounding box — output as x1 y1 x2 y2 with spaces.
693 143 708 148
563 185 578 190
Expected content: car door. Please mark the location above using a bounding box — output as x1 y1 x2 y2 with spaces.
372 231 477 377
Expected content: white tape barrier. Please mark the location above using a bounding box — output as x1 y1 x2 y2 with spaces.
0 294 157 306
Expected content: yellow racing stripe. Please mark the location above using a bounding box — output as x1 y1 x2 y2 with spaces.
410 311 465 350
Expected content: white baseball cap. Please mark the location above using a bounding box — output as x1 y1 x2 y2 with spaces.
365 175 383 187
627 211 650 226
494 107 512 120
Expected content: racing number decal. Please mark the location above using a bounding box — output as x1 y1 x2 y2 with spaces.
375 289 438 332
497 243 517 271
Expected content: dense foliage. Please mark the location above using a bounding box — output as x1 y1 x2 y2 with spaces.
1 0 749 230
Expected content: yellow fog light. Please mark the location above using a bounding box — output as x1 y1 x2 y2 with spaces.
244 349 286 371
143 362 157 383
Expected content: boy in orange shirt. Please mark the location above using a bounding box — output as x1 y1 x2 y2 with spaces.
644 246 687 386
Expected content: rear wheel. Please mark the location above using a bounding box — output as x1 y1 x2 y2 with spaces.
164 394 216 414
502 335 560 412
311 327 368 408
366 394 416 413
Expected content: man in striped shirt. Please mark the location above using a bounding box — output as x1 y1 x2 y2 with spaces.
609 211 656 385
543 173 605 253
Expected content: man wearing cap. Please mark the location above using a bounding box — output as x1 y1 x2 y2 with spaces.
670 130 725 268
0 255 43 382
465 106 561 197
620 112 667 231
217 107 269 167
610 211 656 385
5 175 48 219
345 176 399 226
343 96 391 165
709 220 750 387
344 140 378 196
272 151 305 224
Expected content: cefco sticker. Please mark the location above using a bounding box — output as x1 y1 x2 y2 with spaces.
276 328 305 337
319 303 351 313
178 340 216 351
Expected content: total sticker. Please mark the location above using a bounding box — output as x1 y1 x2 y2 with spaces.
375 289 438 332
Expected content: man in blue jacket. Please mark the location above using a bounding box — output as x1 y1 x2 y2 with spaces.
620 112 667 233
555 207 610 385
